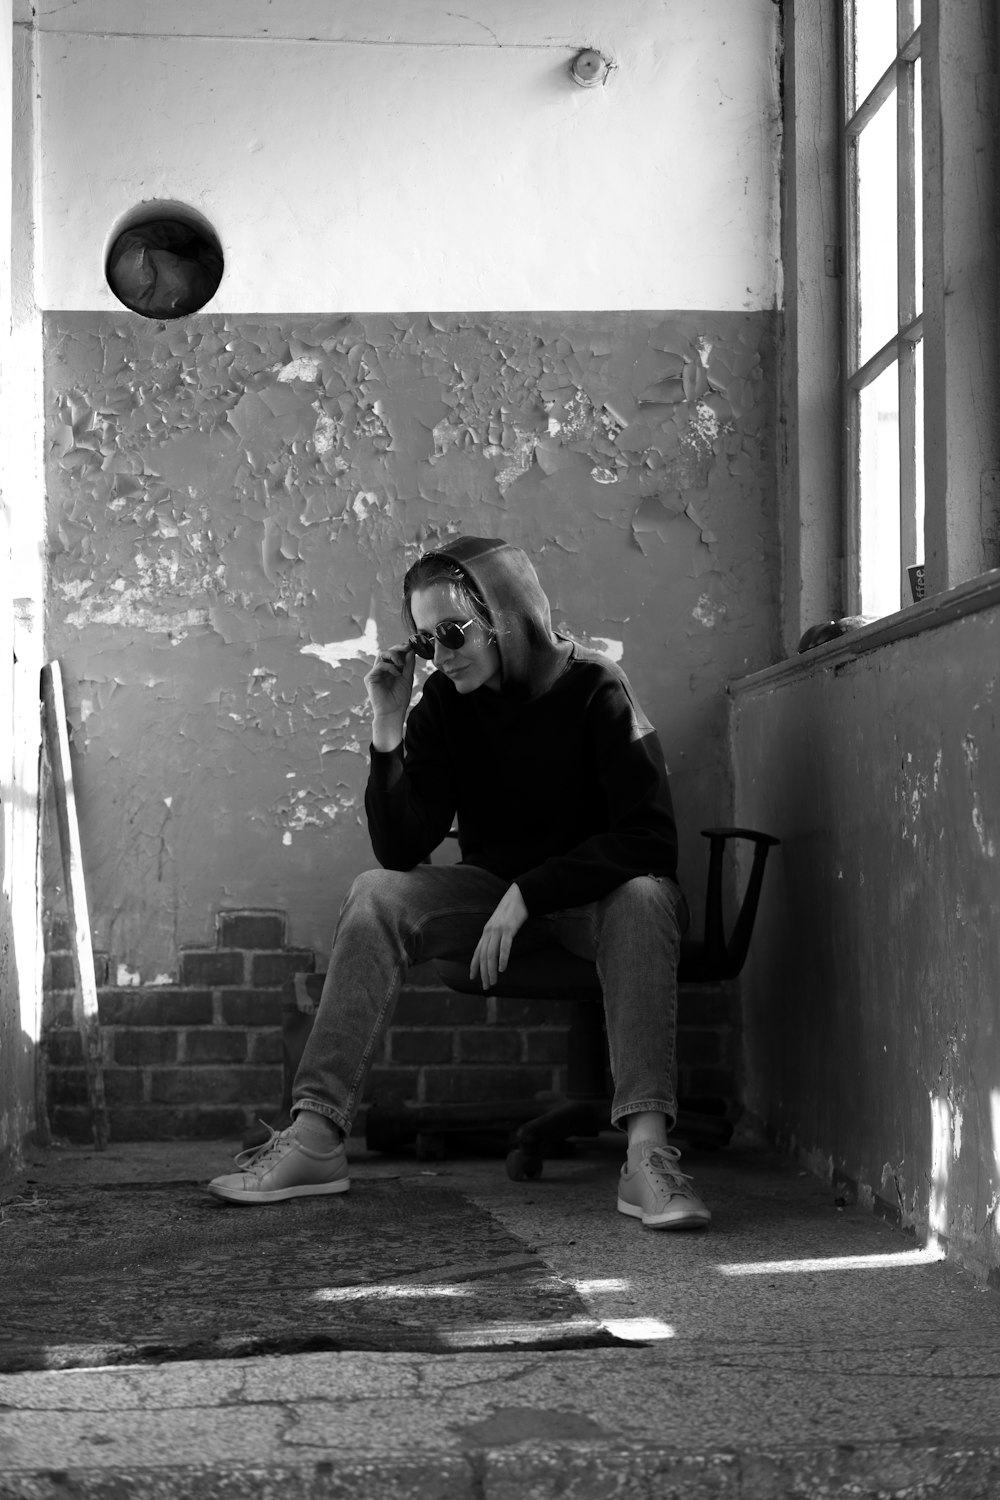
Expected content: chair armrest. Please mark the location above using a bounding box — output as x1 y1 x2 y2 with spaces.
700 826 780 846
694 826 780 980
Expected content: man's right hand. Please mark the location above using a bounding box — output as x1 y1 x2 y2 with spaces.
365 643 416 750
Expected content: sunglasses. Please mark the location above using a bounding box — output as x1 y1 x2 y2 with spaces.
409 618 479 659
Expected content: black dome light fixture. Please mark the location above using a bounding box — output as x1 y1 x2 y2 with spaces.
105 200 224 319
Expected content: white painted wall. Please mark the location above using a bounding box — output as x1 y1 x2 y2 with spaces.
2 4 46 1176
35 0 780 313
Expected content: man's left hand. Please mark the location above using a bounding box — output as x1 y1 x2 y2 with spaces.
471 884 529 991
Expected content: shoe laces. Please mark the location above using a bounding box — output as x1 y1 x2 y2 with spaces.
642 1144 695 1196
233 1122 290 1172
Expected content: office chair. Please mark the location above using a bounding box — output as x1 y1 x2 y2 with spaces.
364 827 779 1178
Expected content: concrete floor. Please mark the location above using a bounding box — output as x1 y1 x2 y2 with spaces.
2 1134 999 1498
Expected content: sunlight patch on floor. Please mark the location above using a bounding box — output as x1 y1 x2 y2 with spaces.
716 1246 946 1276
599 1317 675 1340
312 1284 473 1301
569 1278 631 1295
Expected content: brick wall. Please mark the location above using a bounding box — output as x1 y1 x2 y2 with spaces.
42 910 740 1143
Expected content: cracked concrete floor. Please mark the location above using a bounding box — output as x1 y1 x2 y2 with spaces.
1 1136 999 1498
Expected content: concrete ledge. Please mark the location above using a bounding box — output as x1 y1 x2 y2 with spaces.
732 567 1000 695
1 1443 999 1499
2 1356 1000 1500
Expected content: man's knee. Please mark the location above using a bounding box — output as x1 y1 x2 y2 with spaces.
347 867 394 903
341 864 472 926
599 875 687 938
342 866 415 920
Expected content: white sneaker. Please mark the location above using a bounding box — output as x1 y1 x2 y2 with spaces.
207 1124 350 1204
617 1142 711 1229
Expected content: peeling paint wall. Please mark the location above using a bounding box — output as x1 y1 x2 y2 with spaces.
45 310 779 977
32 0 783 988
731 610 1000 1279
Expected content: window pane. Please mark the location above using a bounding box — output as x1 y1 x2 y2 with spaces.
859 361 901 617
913 338 924 562
857 94 899 366
855 0 897 107
913 56 922 307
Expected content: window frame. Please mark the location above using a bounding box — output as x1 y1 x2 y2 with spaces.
842 2 923 617
777 0 999 655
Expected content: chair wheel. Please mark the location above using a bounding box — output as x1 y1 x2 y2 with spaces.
415 1131 447 1162
506 1147 543 1181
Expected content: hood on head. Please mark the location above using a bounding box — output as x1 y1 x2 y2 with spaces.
419 536 570 700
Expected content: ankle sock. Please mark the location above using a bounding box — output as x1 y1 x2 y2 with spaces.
293 1110 342 1150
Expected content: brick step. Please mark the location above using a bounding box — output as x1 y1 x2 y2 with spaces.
42 907 741 1144
42 988 282 1143
43 988 739 1144
44 909 311 993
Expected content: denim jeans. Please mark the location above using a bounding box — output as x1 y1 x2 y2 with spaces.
292 864 688 1137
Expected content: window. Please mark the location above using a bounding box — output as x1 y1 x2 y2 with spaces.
843 0 923 618
778 0 999 652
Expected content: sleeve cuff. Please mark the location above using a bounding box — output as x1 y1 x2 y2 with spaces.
368 742 404 788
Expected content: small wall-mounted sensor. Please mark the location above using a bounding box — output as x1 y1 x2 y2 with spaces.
570 49 610 87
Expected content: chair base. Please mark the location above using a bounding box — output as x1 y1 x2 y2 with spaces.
243 1094 734 1171
365 1094 733 1179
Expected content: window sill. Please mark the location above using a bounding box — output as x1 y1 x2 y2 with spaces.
731 567 1000 696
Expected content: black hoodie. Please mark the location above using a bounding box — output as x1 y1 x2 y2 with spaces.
365 537 679 914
